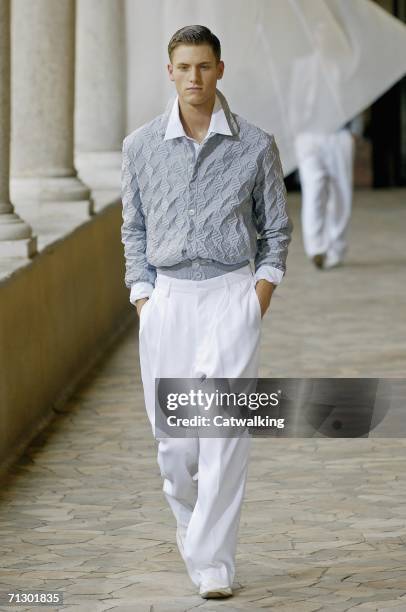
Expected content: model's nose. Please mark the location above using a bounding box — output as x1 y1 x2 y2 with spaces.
189 68 200 83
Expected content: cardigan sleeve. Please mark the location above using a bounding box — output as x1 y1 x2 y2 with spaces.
252 134 293 276
120 138 156 293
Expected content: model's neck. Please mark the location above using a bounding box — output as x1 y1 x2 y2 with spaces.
178 94 216 143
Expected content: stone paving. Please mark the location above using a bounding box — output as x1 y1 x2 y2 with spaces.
0 190 405 612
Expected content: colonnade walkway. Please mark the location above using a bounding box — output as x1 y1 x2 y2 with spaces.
1 190 406 611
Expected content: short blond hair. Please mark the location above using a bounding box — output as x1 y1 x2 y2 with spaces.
168 25 221 63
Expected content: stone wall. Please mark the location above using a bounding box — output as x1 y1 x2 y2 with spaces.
0 201 133 475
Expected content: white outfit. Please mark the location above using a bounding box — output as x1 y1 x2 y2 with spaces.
295 129 355 267
138 263 262 589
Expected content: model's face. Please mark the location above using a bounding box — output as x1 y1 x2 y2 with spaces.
167 44 224 106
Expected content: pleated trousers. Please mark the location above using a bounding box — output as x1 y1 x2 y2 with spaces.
295 130 354 266
138 263 262 589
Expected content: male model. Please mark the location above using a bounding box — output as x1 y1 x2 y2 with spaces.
121 25 292 599
294 120 360 269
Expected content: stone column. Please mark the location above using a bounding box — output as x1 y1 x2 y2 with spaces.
0 0 36 257
75 0 126 189
10 0 92 213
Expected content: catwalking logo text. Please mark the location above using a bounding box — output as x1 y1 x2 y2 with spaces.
167 414 285 428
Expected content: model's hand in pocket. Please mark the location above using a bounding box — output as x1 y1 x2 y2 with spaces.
255 279 275 318
135 297 149 318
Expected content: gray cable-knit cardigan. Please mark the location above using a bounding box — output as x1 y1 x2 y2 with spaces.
121 88 292 290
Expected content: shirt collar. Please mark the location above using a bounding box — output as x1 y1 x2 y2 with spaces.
164 93 233 141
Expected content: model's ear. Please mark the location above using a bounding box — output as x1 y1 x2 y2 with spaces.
217 60 225 80
167 63 175 81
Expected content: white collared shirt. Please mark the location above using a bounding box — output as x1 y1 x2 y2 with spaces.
164 94 233 156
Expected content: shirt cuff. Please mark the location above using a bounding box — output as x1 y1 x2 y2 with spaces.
254 265 284 286
129 282 155 305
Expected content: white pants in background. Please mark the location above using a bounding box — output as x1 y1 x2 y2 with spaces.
295 130 355 267
138 263 262 589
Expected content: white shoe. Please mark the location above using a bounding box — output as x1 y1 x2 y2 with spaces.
199 584 233 599
324 252 344 269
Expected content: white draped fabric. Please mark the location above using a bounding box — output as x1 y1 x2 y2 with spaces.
126 0 406 174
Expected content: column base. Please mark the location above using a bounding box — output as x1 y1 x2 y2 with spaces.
10 176 91 204
0 235 37 258
0 209 34 240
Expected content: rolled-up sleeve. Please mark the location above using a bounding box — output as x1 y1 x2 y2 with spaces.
252 135 293 277
121 138 156 295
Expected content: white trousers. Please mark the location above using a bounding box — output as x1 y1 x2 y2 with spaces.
138 263 262 589
295 131 355 266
